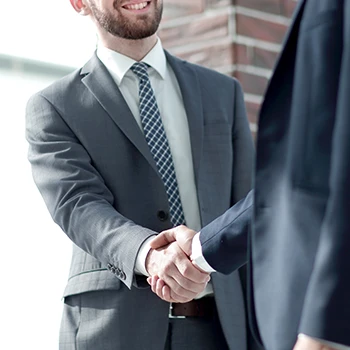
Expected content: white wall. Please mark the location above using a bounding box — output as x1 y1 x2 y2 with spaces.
1 0 96 67
1 1 98 348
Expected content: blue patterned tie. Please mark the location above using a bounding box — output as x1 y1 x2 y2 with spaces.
131 62 185 226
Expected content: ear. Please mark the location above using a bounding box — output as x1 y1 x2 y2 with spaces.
70 0 91 16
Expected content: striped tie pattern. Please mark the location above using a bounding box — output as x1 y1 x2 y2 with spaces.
131 62 185 226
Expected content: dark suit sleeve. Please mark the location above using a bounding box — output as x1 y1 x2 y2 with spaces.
200 190 253 274
200 79 254 274
298 3 350 344
25 93 156 289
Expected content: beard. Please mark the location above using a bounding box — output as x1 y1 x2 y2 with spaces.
88 0 163 40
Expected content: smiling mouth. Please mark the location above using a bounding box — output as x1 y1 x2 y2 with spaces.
123 1 150 11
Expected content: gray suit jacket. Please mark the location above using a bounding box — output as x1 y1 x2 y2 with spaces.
26 51 254 349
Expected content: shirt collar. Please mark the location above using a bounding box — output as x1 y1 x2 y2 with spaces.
96 38 166 86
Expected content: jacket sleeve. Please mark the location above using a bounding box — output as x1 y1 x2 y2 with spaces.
298 3 350 345
25 93 156 289
200 190 254 274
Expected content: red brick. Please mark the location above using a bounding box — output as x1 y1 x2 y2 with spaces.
235 0 297 17
236 13 288 44
206 0 231 8
164 0 205 14
282 0 298 17
235 0 282 16
161 0 295 131
168 43 234 70
234 44 279 70
246 101 261 125
234 71 269 96
160 13 230 49
253 47 279 70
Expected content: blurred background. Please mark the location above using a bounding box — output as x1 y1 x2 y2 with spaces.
1 0 297 348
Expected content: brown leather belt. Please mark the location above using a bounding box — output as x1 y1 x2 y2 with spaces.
169 297 216 318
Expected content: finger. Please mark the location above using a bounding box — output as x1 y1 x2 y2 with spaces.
160 268 200 301
155 273 203 303
153 278 178 303
161 286 189 304
160 248 210 293
150 276 159 294
169 287 196 303
156 278 166 297
149 243 209 299
164 270 208 300
161 284 172 301
175 255 211 284
150 229 176 249
162 242 209 284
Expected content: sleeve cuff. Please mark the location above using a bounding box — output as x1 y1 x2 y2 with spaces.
190 232 216 273
134 236 156 277
298 334 350 350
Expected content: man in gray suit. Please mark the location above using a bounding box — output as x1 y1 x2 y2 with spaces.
26 0 255 349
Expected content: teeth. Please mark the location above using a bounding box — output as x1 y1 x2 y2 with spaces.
125 2 148 10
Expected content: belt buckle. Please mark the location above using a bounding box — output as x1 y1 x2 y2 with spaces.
169 303 186 319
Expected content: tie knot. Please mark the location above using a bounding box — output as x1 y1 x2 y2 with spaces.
131 62 149 80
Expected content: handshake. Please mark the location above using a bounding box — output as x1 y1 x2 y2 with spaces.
145 225 211 303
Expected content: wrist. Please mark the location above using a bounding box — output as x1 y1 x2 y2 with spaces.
145 248 155 275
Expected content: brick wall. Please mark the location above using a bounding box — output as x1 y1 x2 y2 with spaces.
159 0 298 134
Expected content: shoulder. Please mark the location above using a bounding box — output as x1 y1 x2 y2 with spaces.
166 51 240 88
25 65 90 133
31 67 83 103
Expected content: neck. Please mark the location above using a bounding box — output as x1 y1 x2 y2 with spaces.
97 32 158 61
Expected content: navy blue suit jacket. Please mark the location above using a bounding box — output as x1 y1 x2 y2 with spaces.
201 1 350 349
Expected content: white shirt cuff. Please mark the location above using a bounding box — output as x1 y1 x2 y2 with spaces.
134 236 155 276
190 232 216 273
299 334 350 350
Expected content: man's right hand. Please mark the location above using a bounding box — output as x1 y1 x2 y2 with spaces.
145 239 210 303
150 225 196 256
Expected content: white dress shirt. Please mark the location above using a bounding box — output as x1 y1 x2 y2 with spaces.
97 39 213 297
192 233 350 349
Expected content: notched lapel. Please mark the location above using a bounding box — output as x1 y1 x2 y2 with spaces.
80 54 158 174
166 52 203 183
259 0 306 123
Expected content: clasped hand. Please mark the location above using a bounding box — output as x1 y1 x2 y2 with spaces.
146 225 209 303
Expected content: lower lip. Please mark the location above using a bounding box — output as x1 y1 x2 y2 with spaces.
122 2 151 14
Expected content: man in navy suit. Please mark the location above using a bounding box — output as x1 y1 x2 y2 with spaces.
149 1 350 349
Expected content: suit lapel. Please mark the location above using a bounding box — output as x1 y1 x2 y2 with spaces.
271 0 306 73
165 52 203 183
260 0 306 118
81 54 159 174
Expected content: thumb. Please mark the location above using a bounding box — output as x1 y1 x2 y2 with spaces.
150 229 176 249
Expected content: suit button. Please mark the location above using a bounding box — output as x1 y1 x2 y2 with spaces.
120 271 126 280
157 210 168 221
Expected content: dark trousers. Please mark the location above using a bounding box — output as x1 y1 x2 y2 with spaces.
165 312 228 350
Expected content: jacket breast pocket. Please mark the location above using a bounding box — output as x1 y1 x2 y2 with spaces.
202 123 232 160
